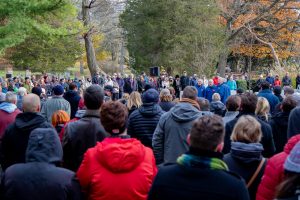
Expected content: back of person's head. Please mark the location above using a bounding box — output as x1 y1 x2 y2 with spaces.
160 89 172 102
226 95 241 111
51 110 70 127
100 101 128 136
261 81 270 90
69 83 77 91
84 85 104 110
189 115 224 151
52 85 64 96
142 89 159 104
127 91 142 110
284 86 294 96
22 94 41 113
291 93 300 107
274 86 282 96
144 84 153 92
122 93 130 101
236 88 244 95
212 93 221 102
282 96 297 113
18 87 27 97
287 107 300 138
5 92 17 104
182 86 198 100
231 115 262 143
31 86 42 97
240 93 258 113
255 97 270 117
197 97 210 111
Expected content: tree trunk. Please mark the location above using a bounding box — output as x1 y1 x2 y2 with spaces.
218 50 228 77
82 0 99 76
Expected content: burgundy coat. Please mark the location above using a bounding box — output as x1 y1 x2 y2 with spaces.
0 109 21 138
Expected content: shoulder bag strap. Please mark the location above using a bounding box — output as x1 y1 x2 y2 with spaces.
247 158 266 188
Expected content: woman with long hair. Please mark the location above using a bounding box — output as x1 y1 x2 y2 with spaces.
255 97 270 122
127 91 142 116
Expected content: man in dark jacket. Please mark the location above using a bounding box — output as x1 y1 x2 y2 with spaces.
0 94 53 170
270 96 297 154
266 73 275 87
148 115 250 200
152 86 202 164
127 89 165 148
224 93 276 158
63 83 81 119
257 81 280 113
0 128 82 200
180 71 190 90
123 74 137 94
63 85 107 172
282 72 292 87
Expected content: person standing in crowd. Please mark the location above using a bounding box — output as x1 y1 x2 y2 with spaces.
224 116 266 200
287 107 300 139
0 92 22 137
63 85 107 172
257 81 279 113
227 76 237 91
159 89 175 112
0 128 82 200
266 72 275 87
205 79 217 102
197 97 213 116
0 94 53 170
41 85 71 123
274 75 282 87
213 75 219 85
63 83 81 119
189 74 197 86
127 91 142 116
254 74 264 92
255 97 270 122
124 74 137 94
223 95 241 125
2 82 8 93
60 78 69 92
180 71 190 90
270 96 297 154
152 86 201 164
173 75 181 98
52 110 70 134
127 89 165 148
224 93 275 157
16 87 27 110
195 79 206 98
13 77 20 89
23 77 32 93
149 115 249 200
282 72 292 87
32 86 47 109
116 73 125 99
296 73 300 89
77 101 157 200
210 93 226 116
217 77 231 104
274 85 283 102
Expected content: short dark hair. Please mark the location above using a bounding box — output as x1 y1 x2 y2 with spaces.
182 86 197 100
190 115 224 151
282 96 297 113
240 93 257 113
197 97 210 111
226 95 241 111
284 86 294 96
100 101 128 135
69 83 77 91
261 81 270 90
84 85 104 110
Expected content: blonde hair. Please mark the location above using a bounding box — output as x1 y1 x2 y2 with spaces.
231 115 262 143
127 91 142 110
255 97 270 121
160 89 172 102
122 93 130 101
212 93 221 101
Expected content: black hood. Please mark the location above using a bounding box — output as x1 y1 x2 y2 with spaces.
139 103 162 117
15 112 47 131
272 112 289 126
26 128 62 164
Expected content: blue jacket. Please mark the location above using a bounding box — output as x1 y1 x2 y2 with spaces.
257 89 280 113
227 80 237 90
266 76 275 86
189 78 197 86
205 86 216 102
217 83 231 104
195 84 206 98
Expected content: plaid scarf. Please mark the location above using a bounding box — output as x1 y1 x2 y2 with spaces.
177 153 228 171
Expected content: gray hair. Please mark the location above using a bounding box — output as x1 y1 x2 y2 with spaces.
5 92 17 104
18 87 27 97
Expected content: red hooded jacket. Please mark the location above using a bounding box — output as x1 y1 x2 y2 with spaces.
77 137 157 200
256 134 300 200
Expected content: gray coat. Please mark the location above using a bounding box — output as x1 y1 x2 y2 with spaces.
152 102 201 165
223 111 239 125
41 96 71 122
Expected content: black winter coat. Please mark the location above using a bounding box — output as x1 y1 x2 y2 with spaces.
63 90 81 119
159 101 175 112
148 150 250 200
1 128 82 200
223 112 276 158
62 110 107 172
269 112 290 154
128 103 164 148
0 112 53 170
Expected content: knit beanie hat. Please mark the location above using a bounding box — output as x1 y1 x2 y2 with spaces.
284 141 300 173
52 85 64 96
142 88 159 103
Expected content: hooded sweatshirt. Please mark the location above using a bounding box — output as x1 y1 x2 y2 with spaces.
77 137 157 200
152 102 202 164
0 102 21 137
0 112 53 170
1 128 82 200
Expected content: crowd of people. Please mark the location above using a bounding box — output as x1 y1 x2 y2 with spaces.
1 70 300 199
